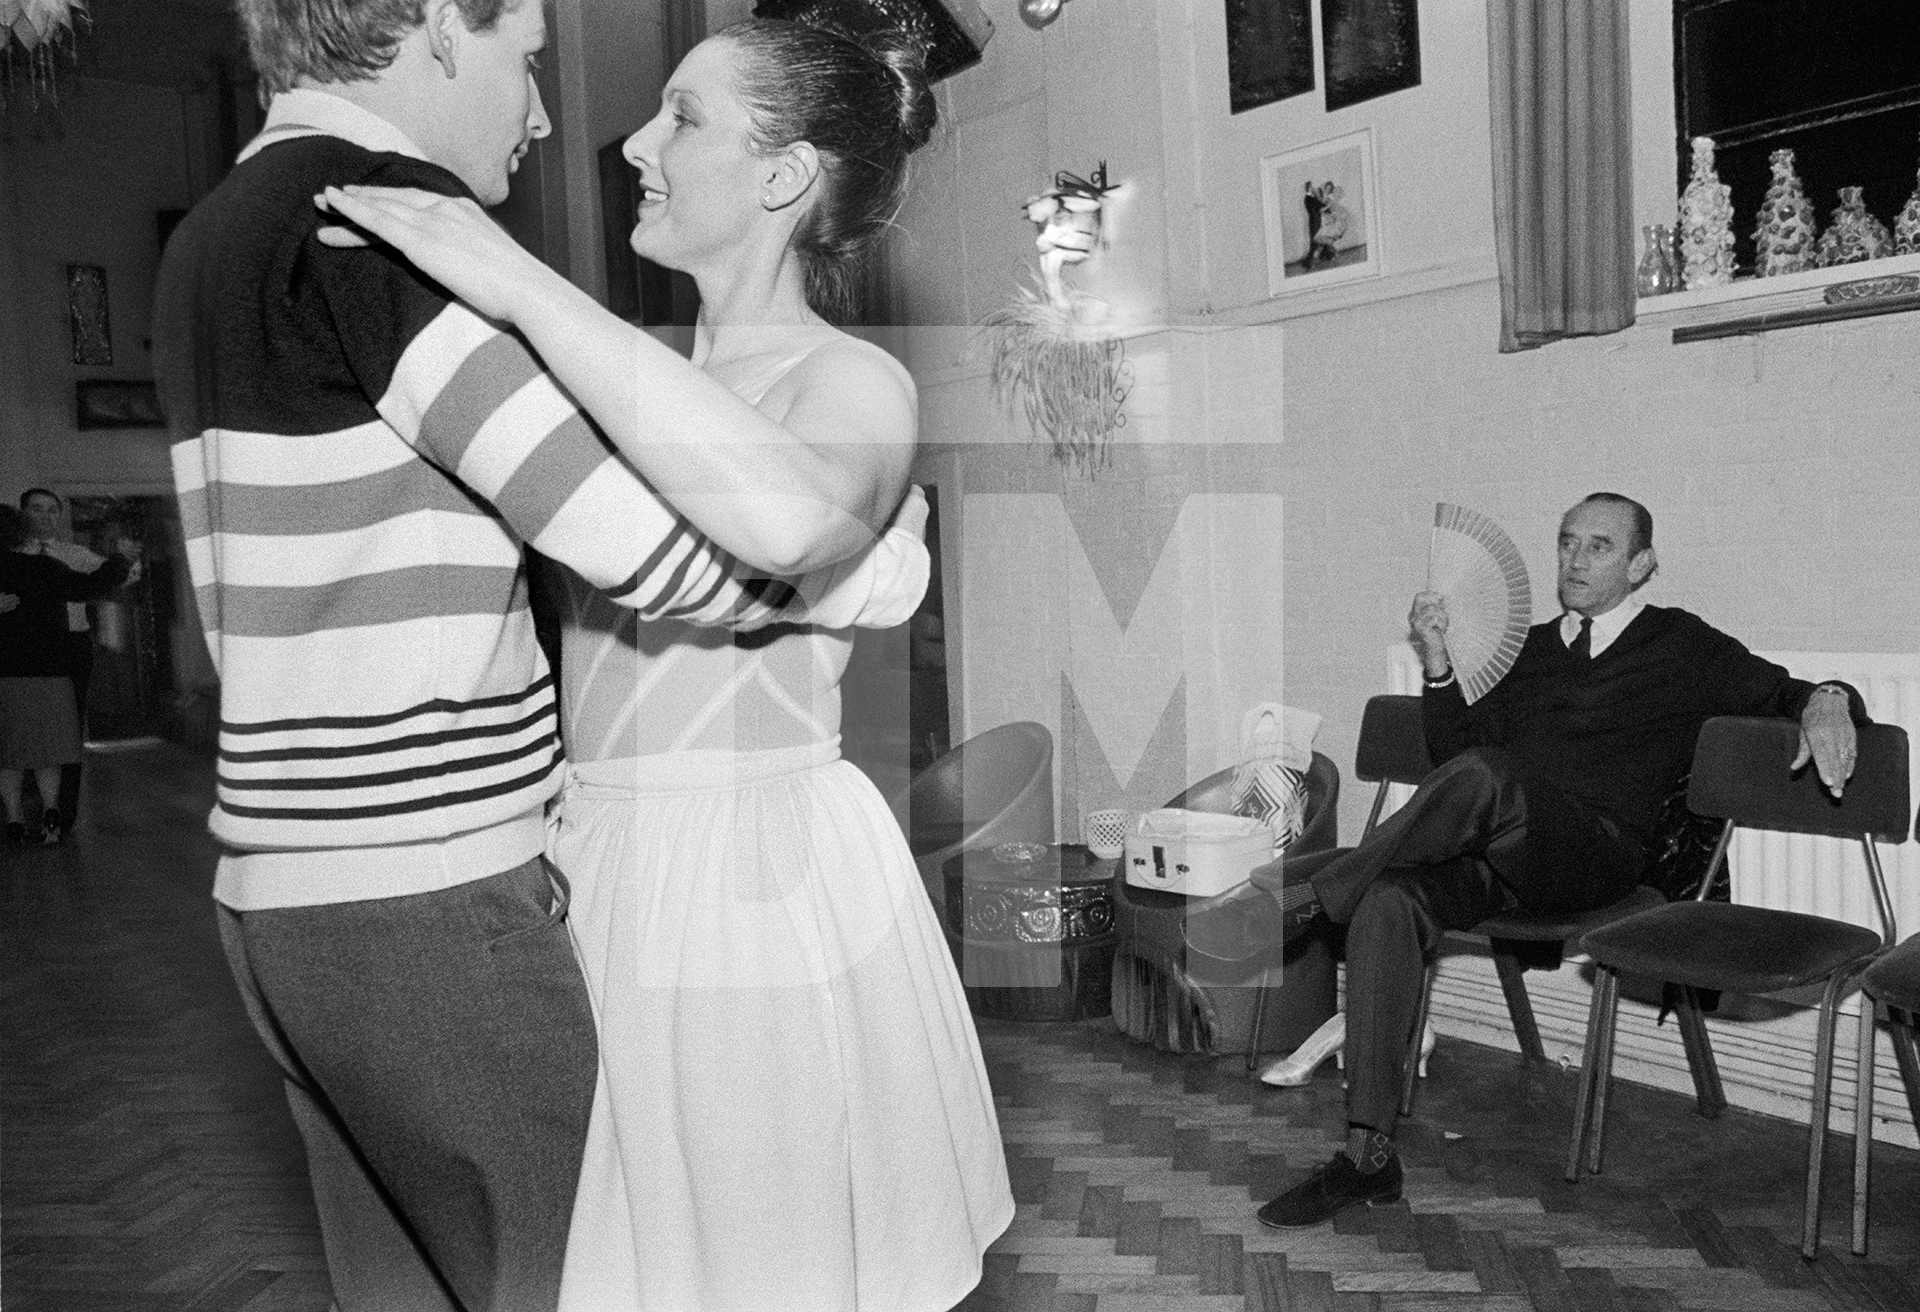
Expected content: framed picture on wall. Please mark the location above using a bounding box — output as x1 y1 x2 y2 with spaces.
75 379 165 430
1225 0 1316 114
1259 127 1381 296
67 264 112 366
1320 0 1421 110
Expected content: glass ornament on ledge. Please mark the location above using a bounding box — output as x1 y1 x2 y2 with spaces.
1678 136 1735 290
1753 147 1817 278
1635 223 1677 296
1895 136 1920 256
1814 186 1892 268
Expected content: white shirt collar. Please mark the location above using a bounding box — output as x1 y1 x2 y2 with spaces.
1561 594 1645 658
238 88 431 167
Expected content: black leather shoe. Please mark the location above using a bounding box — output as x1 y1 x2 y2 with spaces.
1257 1153 1403 1228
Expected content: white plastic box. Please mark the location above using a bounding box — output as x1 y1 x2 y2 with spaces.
1122 808 1274 898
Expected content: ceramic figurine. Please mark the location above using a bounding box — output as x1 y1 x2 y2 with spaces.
1752 148 1818 277
1679 137 1735 289
1895 138 1920 255
1814 186 1893 267
984 164 1132 473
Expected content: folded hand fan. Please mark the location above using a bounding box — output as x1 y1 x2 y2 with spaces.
1426 503 1530 703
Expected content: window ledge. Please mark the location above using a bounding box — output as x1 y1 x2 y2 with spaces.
1638 252 1920 341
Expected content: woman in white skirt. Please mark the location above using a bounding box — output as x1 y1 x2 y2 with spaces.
319 18 1012 1310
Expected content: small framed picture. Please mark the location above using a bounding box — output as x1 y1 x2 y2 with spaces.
67 264 112 366
75 379 165 430
1259 127 1381 297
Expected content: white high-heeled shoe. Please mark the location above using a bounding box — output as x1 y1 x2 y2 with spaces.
1256 1013 1437 1087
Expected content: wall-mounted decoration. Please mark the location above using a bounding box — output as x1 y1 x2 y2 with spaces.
0 0 89 112
75 379 164 430
752 0 993 81
1259 128 1381 296
1319 0 1420 111
66 262 110 365
1226 0 1314 115
981 164 1133 474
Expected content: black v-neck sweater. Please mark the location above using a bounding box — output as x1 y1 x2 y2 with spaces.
1422 605 1857 848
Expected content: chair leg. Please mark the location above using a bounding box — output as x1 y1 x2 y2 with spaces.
1888 1006 1920 1136
1676 987 1727 1119
1399 963 1437 1119
1566 967 1616 1183
1852 995 1877 1257
1244 968 1274 1073
1586 970 1622 1177
1493 949 1546 1064
1803 971 1850 1260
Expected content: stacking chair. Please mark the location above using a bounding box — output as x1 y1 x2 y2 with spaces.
1567 717 1911 1260
1850 803 1920 1256
1349 696 1670 1117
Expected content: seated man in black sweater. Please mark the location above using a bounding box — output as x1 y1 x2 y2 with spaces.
1185 492 1864 1227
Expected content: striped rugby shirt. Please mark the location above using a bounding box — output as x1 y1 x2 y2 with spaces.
154 91 927 909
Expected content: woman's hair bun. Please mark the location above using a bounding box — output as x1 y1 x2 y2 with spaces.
859 30 936 151
798 21 935 152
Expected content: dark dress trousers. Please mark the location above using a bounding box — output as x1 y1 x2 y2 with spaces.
1313 605 1860 1132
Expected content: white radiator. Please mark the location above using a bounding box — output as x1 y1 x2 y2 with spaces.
1727 652 1920 940
1383 643 1920 1147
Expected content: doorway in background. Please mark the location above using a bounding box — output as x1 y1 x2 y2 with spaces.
66 495 180 743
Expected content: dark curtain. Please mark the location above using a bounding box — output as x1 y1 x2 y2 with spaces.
1486 0 1636 352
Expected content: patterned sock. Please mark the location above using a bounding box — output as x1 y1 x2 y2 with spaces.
1276 880 1320 931
1345 1125 1395 1175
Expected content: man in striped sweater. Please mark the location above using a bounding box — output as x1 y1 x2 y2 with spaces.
153 2 927 1307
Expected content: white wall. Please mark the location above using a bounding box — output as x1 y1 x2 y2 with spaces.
888 0 1920 1148
895 0 1920 842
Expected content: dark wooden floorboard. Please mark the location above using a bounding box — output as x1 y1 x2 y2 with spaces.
6 744 1919 1310
3 744 328 1312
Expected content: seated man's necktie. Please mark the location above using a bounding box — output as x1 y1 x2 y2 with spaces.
1570 616 1593 661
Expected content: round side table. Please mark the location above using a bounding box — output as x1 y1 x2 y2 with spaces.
943 844 1117 1022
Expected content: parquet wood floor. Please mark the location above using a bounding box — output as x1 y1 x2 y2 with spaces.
2 743 331 1312
956 1018 1920 1312
5 744 1918 1311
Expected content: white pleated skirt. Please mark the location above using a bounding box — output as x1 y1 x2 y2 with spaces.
550 741 1013 1312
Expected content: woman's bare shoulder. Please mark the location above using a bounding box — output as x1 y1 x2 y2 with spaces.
790 330 915 398
756 329 916 449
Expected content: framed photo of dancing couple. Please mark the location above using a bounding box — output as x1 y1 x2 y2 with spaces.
1259 128 1381 297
